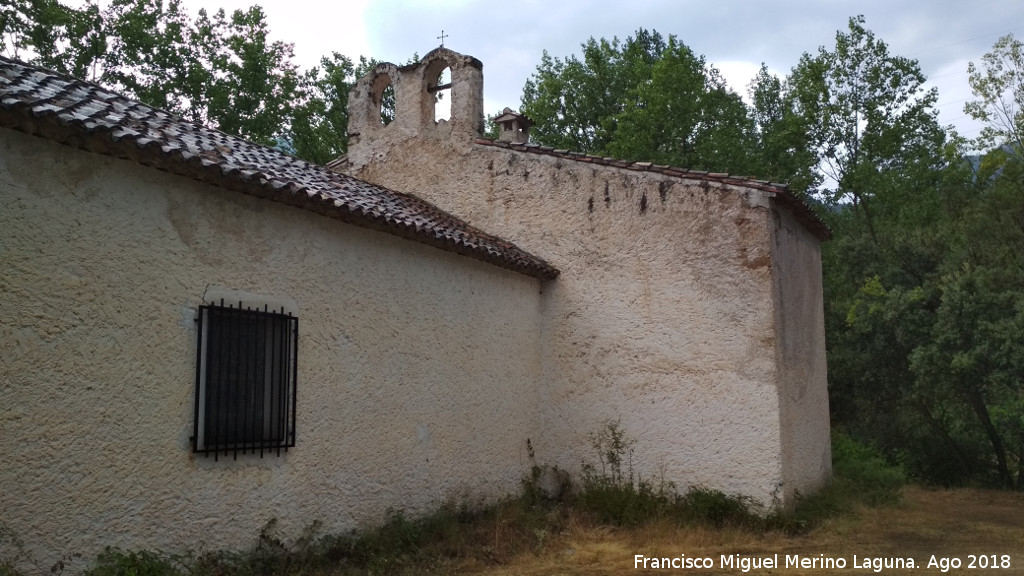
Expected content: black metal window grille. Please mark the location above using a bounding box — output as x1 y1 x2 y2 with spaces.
193 300 298 460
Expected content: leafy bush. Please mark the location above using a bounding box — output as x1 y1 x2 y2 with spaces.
574 473 675 526
780 431 907 530
831 431 906 504
571 420 674 525
680 487 760 528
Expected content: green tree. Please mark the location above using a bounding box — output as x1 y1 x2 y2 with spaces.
0 0 72 62
790 15 947 233
100 0 197 112
910 264 1024 488
288 53 365 165
187 6 299 146
966 34 1024 161
521 29 667 155
605 37 757 173
746 64 819 194
821 25 1024 489
520 29 758 174
0 0 366 163
2 0 107 81
786 17 1024 487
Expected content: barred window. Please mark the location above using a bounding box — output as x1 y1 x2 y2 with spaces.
193 301 297 460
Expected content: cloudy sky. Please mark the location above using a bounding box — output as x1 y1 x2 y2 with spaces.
185 0 1023 142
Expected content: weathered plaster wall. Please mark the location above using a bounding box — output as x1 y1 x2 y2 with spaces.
771 206 832 502
339 48 832 506
345 134 788 504
0 129 545 566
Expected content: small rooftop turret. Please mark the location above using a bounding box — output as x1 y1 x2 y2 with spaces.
493 108 533 144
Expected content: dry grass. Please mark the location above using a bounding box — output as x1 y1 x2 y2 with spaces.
444 487 1024 576
33 485 1022 575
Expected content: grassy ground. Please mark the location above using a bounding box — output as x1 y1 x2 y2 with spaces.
4 486 1023 575
446 487 1024 576
7 431 1023 576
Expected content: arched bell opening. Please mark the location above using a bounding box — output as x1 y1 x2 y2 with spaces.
423 58 453 124
370 72 396 126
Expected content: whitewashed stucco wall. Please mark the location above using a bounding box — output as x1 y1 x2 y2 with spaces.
342 49 831 506
771 205 832 502
345 135 795 505
0 129 546 567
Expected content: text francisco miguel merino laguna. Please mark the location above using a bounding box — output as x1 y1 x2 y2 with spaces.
633 553 1010 572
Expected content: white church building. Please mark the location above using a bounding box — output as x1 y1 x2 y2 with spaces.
0 47 830 566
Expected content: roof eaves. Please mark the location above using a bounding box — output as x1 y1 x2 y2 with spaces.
0 56 560 281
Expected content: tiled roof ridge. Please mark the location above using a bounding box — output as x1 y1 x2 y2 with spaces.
0 55 559 280
474 138 832 241
0 56 325 171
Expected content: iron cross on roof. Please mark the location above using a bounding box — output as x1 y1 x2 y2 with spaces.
437 30 448 47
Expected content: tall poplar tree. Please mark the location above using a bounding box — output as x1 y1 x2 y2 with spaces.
0 0 361 162
520 29 757 175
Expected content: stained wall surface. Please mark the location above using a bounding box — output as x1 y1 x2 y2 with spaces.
345 139 787 505
0 129 546 567
342 48 831 506
771 206 832 503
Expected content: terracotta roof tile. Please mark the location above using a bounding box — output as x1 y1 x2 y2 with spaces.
0 56 558 280
473 138 831 241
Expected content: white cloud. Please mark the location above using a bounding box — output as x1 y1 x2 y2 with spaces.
714 61 766 101
178 0 373 68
